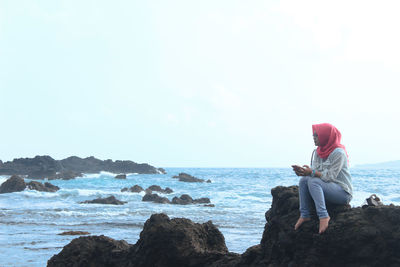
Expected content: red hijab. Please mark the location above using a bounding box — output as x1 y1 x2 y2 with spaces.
312 123 348 160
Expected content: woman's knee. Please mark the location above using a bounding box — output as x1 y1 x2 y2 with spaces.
299 176 310 186
307 177 324 189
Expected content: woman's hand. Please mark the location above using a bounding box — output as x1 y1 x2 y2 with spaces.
292 165 312 176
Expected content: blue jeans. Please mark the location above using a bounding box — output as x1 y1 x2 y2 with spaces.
299 176 351 218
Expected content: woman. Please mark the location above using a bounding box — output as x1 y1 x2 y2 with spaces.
292 123 352 234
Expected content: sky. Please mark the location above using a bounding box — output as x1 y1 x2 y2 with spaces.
0 0 399 168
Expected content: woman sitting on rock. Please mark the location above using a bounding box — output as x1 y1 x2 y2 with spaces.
292 123 353 234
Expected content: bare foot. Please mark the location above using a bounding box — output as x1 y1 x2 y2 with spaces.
294 217 311 230
319 217 330 234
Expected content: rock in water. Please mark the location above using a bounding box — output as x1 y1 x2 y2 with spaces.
142 193 170 204
80 196 127 205
0 175 26 193
26 181 60 192
172 172 205 183
115 174 126 179
58 231 90 236
47 235 131 266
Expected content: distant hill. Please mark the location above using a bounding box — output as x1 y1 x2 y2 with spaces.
353 160 400 169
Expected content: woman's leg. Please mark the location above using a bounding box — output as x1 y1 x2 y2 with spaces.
295 176 313 230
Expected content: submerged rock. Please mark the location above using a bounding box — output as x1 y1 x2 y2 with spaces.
121 184 144 193
26 181 60 192
115 174 126 179
145 185 173 194
172 172 206 183
142 193 170 204
0 175 26 193
80 195 127 205
58 231 90 236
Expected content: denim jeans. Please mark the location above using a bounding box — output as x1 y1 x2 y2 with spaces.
299 176 352 218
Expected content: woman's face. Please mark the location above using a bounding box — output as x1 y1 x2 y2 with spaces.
313 131 320 146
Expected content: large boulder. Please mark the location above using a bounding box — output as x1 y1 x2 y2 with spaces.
121 185 144 193
80 196 127 205
0 175 26 193
145 185 173 194
47 235 131 266
48 214 239 267
172 173 205 183
26 181 60 192
171 194 211 205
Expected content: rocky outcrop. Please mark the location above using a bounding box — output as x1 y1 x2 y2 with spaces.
49 185 400 266
47 235 132 266
172 172 208 183
80 196 127 205
171 194 211 205
0 175 26 193
121 185 144 193
26 181 60 192
142 193 170 204
48 214 239 267
58 231 90 236
115 174 127 179
145 185 173 194
0 155 161 178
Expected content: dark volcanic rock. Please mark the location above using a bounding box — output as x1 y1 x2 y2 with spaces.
115 174 127 179
0 155 161 178
172 194 211 205
172 172 205 183
47 235 131 267
0 175 26 193
49 185 400 266
121 185 144 193
80 196 127 205
142 193 170 204
145 185 173 194
26 181 60 192
157 168 167 174
58 231 90 236
48 213 239 267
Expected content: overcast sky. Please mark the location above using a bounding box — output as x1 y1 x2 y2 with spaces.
1 0 399 167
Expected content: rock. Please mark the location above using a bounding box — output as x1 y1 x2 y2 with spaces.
0 155 161 178
80 195 127 205
50 170 83 180
115 174 127 179
142 193 170 204
49 185 400 266
171 194 211 205
121 185 143 193
0 175 26 193
58 231 90 236
48 214 239 267
47 235 131 267
145 185 173 194
157 168 167 174
172 172 205 183
206 179 212 183
204 204 215 207
26 181 60 192
237 185 400 266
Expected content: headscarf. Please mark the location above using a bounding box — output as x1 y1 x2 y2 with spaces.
312 123 348 160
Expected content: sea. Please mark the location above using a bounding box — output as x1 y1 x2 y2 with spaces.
1 167 400 266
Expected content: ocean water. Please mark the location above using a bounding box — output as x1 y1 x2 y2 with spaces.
1 167 400 266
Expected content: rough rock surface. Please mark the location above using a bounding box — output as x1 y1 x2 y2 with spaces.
142 193 170 204
115 174 127 179
172 172 206 183
48 185 400 267
121 185 144 193
47 235 131 266
0 155 161 178
48 213 239 267
80 195 127 205
0 175 26 193
49 170 83 180
58 231 90 236
26 181 60 192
